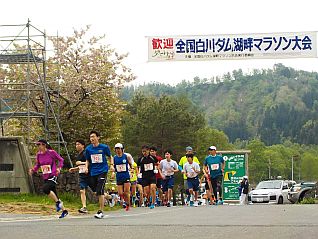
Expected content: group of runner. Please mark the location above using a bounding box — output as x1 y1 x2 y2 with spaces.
29 130 226 219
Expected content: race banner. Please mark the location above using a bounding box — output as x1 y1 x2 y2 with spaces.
148 32 317 61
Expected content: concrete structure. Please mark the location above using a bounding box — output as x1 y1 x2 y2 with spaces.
0 137 35 193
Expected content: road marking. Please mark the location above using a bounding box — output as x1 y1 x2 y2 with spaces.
0 207 184 223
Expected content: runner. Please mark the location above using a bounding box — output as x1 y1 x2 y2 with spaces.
183 153 201 207
69 139 90 213
129 156 138 207
203 146 225 205
29 139 68 218
84 130 114 219
159 149 179 207
150 146 163 206
199 174 214 205
113 143 133 211
137 145 158 209
178 146 200 205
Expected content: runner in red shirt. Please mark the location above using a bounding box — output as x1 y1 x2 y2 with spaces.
150 146 163 206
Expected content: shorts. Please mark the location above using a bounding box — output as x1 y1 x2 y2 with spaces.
43 178 58 195
79 175 90 190
187 177 199 192
162 176 175 192
156 178 163 189
142 176 156 187
117 177 131 185
130 181 137 185
90 173 107 195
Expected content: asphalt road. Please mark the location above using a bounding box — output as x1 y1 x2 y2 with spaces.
1 204 318 239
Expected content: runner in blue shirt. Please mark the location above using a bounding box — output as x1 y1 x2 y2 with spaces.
113 143 133 211
85 130 114 219
203 146 225 205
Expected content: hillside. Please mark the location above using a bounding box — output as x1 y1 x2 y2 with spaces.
121 64 318 145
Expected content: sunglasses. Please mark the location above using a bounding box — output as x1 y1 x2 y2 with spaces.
37 143 46 146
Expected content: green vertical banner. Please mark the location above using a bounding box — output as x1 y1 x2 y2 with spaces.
222 154 246 200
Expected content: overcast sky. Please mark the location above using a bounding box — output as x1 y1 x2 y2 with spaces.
1 0 318 85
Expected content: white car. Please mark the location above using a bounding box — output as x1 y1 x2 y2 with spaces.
248 180 295 204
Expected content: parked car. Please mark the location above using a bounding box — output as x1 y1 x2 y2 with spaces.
248 180 295 204
287 182 316 204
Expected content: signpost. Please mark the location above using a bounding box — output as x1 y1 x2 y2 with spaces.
219 151 250 201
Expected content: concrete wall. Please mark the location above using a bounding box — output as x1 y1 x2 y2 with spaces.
0 137 35 193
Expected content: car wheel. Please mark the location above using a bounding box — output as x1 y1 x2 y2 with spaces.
278 196 283 204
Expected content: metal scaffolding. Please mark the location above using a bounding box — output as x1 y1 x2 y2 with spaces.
0 19 72 166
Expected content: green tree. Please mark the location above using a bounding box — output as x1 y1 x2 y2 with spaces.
122 93 206 159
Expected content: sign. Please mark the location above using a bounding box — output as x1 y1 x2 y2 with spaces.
222 153 246 201
148 32 317 61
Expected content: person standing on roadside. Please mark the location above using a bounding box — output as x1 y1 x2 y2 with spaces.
69 139 89 213
240 176 249 205
29 139 68 218
85 130 114 219
203 146 225 205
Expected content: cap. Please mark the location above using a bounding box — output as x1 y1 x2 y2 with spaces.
185 146 193 151
243 175 248 179
114 143 124 149
208 146 217 150
36 139 49 146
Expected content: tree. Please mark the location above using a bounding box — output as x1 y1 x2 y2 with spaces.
122 93 206 158
47 26 135 149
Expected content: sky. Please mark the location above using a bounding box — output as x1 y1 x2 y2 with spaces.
1 0 318 86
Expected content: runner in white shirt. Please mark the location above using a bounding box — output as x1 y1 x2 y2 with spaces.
159 149 179 207
183 153 200 207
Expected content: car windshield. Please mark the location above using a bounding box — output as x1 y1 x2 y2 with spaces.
256 181 282 189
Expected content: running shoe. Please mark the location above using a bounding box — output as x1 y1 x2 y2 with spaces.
189 201 194 207
109 199 115 208
194 201 199 207
123 202 127 209
59 210 68 218
94 210 104 219
55 200 63 212
149 204 155 209
218 200 224 205
78 207 88 213
141 202 145 207
167 202 171 207
125 205 130 211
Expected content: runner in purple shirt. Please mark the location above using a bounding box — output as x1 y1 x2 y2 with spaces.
29 139 68 218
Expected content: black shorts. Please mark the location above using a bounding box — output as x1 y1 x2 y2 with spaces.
156 178 163 189
90 173 107 195
117 178 131 186
142 176 156 187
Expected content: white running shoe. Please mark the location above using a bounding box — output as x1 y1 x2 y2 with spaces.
194 201 199 207
94 210 104 219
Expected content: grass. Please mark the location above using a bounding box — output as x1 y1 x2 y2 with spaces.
0 193 120 215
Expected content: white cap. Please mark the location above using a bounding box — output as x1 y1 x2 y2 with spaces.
208 146 217 150
243 175 248 179
114 143 124 149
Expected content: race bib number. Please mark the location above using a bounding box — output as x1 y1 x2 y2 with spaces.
91 154 103 163
211 164 219 170
187 172 195 178
41 165 52 174
116 164 127 172
78 165 86 173
144 163 153 171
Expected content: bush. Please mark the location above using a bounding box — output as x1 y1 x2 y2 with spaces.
300 197 316 204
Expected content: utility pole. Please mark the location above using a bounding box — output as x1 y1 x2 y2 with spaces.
291 156 294 181
268 157 271 179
